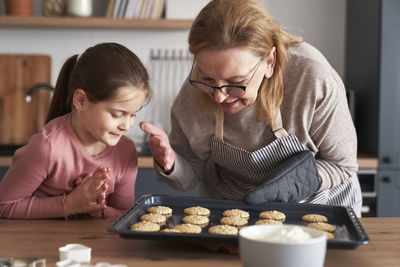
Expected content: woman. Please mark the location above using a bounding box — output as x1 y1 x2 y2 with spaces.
140 0 362 216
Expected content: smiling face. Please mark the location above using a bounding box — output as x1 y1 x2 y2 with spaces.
193 47 276 114
72 86 147 155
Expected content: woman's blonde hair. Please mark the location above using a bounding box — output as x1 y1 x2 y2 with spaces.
188 0 302 125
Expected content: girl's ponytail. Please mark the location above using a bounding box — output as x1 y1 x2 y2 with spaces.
45 55 78 123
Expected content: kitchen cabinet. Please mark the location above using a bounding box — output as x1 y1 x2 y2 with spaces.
0 55 52 145
376 0 400 216
346 0 400 216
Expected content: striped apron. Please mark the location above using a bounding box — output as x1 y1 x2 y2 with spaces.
204 108 362 216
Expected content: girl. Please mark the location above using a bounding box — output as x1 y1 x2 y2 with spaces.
0 43 150 219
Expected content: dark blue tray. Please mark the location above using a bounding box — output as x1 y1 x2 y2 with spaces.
108 194 370 249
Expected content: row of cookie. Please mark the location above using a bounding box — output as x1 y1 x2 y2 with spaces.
179 208 244 235
143 205 285 222
219 210 337 240
176 207 242 235
173 206 226 234
129 205 206 233
301 214 336 240
129 206 174 232
207 209 251 234
141 206 288 229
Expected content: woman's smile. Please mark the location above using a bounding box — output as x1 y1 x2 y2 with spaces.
221 99 239 107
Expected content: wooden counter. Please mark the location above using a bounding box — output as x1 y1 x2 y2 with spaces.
0 156 154 168
0 155 378 169
0 217 399 266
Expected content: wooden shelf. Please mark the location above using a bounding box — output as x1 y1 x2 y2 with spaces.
0 16 193 30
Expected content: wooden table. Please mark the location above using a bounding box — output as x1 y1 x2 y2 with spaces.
0 217 399 267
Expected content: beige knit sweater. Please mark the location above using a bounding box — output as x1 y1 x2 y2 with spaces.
155 42 358 198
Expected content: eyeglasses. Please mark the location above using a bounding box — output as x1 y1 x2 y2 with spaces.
189 56 264 98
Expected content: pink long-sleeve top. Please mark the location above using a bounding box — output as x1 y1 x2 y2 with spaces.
0 113 138 219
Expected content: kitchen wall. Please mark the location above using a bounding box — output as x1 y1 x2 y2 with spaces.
263 0 346 79
0 0 346 144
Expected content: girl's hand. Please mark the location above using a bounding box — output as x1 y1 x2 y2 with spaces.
74 169 108 205
87 209 104 219
140 121 176 172
64 167 109 217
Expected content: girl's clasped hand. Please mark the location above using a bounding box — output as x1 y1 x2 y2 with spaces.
67 167 110 218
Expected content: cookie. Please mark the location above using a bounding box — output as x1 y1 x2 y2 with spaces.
182 215 209 227
184 206 211 216
259 210 286 221
140 213 167 225
302 214 328 223
172 223 202 234
222 209 250 219
307 222 336 233
220 216 248 227
324 231 335 240
255 219 283 225
208 225 238 235
129 221 160 232
147 205 173 216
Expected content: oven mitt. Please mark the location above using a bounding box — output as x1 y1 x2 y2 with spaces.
244 150 321 204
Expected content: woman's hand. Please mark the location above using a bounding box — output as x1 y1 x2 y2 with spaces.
140 121 175 172
64 167 109 217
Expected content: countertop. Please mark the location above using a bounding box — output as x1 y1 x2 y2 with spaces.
0 155 378 169
0 156 154 168
0 217 399 266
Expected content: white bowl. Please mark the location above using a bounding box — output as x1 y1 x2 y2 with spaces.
239 224 327 267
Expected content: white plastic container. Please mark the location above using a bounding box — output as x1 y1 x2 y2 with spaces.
66 0 92 17
59 244 92 263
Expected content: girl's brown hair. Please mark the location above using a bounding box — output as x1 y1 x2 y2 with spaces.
188 0 301 124
46 42 150 123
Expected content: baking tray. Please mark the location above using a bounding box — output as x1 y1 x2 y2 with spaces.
108 194 370 249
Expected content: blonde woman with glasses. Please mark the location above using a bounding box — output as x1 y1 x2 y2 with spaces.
141 0 362 216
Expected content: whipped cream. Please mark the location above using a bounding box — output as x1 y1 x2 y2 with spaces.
258 226 312 243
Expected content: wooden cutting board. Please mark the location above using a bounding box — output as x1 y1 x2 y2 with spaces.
0 55 51 145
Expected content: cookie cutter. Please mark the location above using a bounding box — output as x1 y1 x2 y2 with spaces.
56 259 81 267
55 261 127 267
93 263 127 267
0 257 46 267
59 244 91 263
